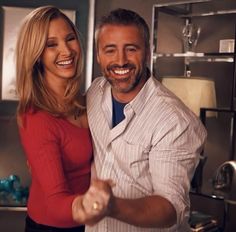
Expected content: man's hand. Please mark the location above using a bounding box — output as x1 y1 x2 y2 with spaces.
82 179 115 225
72 179 115 226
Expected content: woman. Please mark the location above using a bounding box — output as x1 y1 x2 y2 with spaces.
16 6 93 232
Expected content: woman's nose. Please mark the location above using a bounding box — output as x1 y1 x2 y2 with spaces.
59 42 72 56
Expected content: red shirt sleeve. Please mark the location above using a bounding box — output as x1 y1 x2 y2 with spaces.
19 112 79 226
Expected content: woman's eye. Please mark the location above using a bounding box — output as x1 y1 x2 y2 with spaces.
67 34 77 42
68 36 76 41
46 43 57 48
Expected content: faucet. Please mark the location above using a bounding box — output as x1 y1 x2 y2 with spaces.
213 160 236 204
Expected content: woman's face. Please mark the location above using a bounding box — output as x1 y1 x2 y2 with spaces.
41 17 81 85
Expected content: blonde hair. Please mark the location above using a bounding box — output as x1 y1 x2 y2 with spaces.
16 6 84 119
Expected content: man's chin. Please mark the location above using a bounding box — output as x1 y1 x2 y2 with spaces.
112 84 133 93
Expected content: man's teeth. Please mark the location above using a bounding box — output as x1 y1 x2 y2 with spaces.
57 59 73 65
113 69 130 75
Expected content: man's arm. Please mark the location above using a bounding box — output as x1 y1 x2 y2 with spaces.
110 195 177 228
76 179 176 228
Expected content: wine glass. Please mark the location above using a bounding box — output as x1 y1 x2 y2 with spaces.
182 23 201 53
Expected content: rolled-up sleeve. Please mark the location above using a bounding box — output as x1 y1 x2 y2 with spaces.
149 112 207 226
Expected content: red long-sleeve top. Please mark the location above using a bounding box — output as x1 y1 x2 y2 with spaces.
19 110 92 228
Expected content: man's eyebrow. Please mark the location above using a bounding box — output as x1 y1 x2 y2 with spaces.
125 43 141 48
102 43 141 49
102 44 116 49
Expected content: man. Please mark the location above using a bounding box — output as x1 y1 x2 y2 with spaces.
85 8 207 231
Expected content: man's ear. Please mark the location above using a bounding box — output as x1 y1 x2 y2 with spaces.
96 51 101 64
146 47 151 62
143 48 151 67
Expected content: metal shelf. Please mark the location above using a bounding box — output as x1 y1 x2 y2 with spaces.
159 7 236 18
180 9 236 18
0 198 27 211
155 0 211 7
153 52 234 63
156 0 236 18
0 206 27 212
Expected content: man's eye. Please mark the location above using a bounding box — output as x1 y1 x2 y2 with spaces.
127 47 137 52
105 49 115 54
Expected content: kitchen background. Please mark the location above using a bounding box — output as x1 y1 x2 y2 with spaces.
0 0 235 231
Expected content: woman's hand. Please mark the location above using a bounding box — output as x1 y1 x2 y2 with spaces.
72 179 115 225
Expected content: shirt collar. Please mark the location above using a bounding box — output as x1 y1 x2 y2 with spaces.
98 74 159 115
128 76 157 115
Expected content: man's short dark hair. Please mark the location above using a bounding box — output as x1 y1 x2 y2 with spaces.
95 8 150 50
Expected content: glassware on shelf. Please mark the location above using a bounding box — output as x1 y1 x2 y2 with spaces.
182 23 201 53
0 174 28 205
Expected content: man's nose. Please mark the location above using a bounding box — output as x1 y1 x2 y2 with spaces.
116 50 128 66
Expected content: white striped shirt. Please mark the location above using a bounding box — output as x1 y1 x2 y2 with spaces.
86 76 207 232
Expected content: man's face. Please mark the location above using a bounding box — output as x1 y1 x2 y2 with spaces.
97 24 149 101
